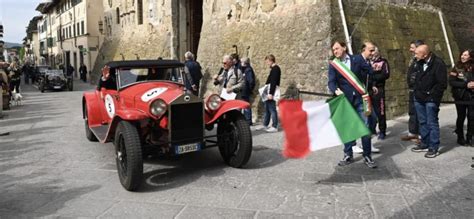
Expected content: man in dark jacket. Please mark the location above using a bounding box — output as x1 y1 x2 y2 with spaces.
401 40 424 143
370 47 390 140
255 54 280 133
241 57 256 125
411 45 447 158
184 51 202 96
328 41 378 168
79 63 88 82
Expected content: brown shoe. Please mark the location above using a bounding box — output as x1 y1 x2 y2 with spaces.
401 134 418 141
412 138 421 145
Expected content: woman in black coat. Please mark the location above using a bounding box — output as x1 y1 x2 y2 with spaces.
449 49 474 145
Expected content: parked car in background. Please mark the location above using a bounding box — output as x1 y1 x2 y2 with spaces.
33 65 51 87
82 60 253 191
40 69 73 92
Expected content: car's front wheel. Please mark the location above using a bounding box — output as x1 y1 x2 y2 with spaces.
217 111 252 168
114 121 143 191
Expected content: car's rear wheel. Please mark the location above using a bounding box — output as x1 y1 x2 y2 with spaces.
217 111 252 168
114 121 143 191
83 105 98 142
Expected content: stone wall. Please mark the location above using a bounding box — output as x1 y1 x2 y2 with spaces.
440 0 474 52
92 0 175 82
331 0 460 118
198 0 333 119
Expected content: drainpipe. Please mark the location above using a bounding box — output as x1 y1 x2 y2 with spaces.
338 0 352 55
438 10 454 68
170 0 179 60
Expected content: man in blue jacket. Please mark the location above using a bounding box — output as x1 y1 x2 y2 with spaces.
241 57 256 125
184 51 203 96
327 40 378 168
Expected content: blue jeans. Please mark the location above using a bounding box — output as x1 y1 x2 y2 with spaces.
414 99 440 151
344 96 372 157
263 100 278 128
242 96 252 125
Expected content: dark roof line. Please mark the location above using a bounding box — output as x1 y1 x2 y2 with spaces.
105 60 185 68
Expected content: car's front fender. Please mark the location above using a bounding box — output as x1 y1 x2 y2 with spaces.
206 100 250 124
103 109 149 143
83 91 102 128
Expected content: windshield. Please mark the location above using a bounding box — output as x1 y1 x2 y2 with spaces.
117 67 183 89
37 66 50 73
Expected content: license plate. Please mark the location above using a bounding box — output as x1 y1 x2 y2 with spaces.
175 143 201 154
54 86 61 89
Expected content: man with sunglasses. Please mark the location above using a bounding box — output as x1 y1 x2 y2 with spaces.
213 55 245 100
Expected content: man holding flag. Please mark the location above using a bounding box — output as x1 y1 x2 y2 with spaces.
327 40 378 168
278 41 377 169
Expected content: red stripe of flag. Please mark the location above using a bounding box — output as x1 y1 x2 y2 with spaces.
279 100 311 158
329 61 365 95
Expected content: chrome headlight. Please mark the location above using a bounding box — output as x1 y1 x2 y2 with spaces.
150 99 167 118
206 94 222 111
48 75 54 80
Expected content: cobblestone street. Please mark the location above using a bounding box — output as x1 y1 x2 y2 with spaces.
0 82 472 218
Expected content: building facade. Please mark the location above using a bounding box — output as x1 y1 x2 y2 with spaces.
90 0 471 119
36 0 104 79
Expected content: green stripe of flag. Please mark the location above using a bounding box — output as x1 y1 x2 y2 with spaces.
327 95 371 143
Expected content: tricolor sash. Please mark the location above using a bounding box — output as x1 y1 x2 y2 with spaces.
330 58 372 116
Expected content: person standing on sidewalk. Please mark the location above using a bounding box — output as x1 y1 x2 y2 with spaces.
79 63 88 83
256 54 280 133
240 57 256 125
370 47 390 140
449 49 474 145
184 51 203 96
328 40 378 168
401 40 425 143
213 55 245 100
411 45 447 158
8 61 21 94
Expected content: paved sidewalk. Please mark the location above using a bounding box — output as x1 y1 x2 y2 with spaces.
0 82 473 218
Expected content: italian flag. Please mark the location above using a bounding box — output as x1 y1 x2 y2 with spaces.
279 95 371 158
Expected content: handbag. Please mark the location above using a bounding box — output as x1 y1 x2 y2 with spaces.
259 84 281 102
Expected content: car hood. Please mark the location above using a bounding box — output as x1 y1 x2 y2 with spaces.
119 82 186 109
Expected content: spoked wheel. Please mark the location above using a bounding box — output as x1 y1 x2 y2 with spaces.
114 121 143 191
83 105 98 142
217 111 252 168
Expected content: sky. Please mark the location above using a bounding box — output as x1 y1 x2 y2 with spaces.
0 0 42 44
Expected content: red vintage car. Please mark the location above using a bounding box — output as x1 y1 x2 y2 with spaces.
83 60 252 191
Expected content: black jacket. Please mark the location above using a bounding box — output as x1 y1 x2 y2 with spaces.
407 57 421 90
372 57 390 88
265 65 281 95
449 61 474 100
97 76 117 91
241 65 255 98
414 53 448 103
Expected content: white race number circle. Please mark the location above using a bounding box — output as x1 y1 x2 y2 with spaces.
141 88 168 102
104 94 115 118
